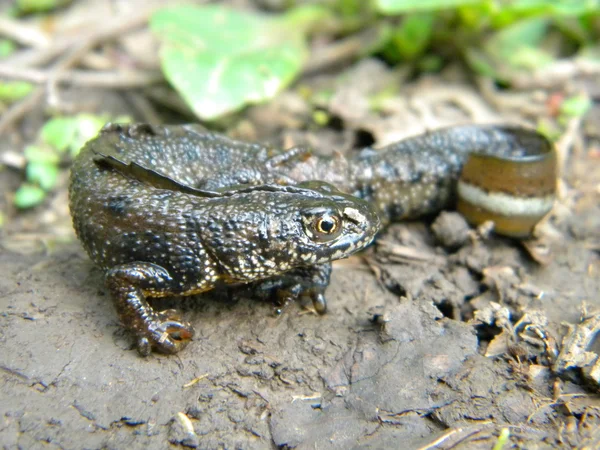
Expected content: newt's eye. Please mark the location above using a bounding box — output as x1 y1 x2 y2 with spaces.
315 215 339 234
304 211 342 242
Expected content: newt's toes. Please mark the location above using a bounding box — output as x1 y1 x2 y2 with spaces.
137 319 195 356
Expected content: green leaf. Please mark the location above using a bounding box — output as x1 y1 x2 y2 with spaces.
389 13 435 60
151 5 316 120
560 94 592 118
464 47 500 78
40 117 77 153
40 114 113 156
16 0 72 14
68 114 110 156
0 81 34 103
470 18 555 77
24 145 60 164
0 39 17 58
14 184 46 209
494 0 600 17
488 17 550 53
376 0 482 15
26 161 59 191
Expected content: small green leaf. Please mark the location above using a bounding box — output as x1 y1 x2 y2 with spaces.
390 13 435 60
151 5 316 120
0 39 17 58
560 94 592 118
464 47 500 78
470 18 556 78
0 81 34 103
69 114 110 156
24 145 60 164
40 114 112 156
16 0 72 14
488 18 550 53
26 161 59 191
376 0 481 15
14 184 46 209
40 117 77 153
312 110 329 126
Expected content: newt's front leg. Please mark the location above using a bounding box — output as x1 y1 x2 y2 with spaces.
249 263 332 315
105 263 195 356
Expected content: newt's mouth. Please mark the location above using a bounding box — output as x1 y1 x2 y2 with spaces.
342 202 382 237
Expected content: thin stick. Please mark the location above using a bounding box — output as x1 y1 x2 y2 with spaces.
303 27 382 75
124 91 163 124
0 16 50 47
0 65 162 88
3 6 159 68
0 86 45 135
0 6 160 133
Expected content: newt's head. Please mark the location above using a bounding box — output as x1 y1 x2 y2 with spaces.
199 181 381 281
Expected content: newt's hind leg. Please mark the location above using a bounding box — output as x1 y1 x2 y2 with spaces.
105 262 195 356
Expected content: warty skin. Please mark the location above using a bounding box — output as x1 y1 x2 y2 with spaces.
70 123 553 354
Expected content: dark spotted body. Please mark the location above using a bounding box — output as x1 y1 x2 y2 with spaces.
69 124 380 355
70 123 549 355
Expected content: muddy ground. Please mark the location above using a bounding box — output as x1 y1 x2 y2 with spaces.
1 2 600 449
2 91 599 449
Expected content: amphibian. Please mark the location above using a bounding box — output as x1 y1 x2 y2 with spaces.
69 124 380 355
69 123 555 354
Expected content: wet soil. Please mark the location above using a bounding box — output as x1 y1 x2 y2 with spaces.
1 133 599 448
0 7 599 447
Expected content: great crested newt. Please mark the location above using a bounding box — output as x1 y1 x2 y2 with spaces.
69 123 555 355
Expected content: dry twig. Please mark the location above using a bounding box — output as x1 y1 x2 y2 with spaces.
0 6 160 133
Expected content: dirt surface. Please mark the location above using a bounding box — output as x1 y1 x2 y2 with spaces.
1 2 600 449
2 130 599 449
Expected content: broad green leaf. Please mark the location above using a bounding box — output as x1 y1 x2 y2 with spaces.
26 161 59 191
495 0 600 17
376 0 482 14
0 81 34 103
487 17 550 54
151 5 322 120
507 46 554 70
469 18 555 78
14 184 46 209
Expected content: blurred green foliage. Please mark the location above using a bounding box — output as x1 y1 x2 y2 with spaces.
15 0 72 14
151 4 330 121
13 114 130 209
0 80 34 104
149 0 599 121
0 39 16 58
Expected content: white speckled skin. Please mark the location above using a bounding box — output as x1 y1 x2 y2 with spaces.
69 123 549 355
279 125 546 224
69 123 380 354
